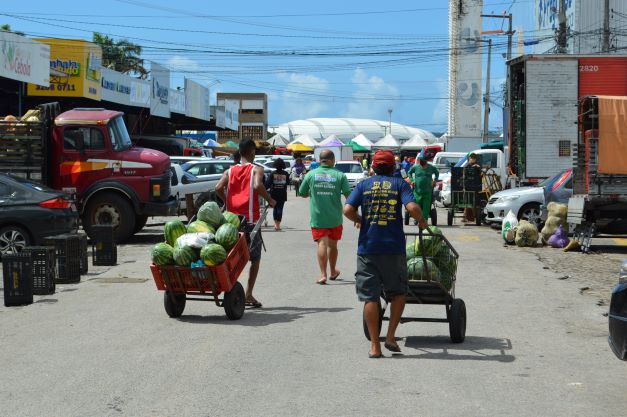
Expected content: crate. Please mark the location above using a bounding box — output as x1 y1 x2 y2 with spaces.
150 232 250 294
2 252 33 306
91 225 117 266
43 234 81 283
23 247 56 295
78 233 88 274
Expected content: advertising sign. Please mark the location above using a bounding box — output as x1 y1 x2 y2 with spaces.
225 99 239 131
130 79 150 107
27 38 101 100
0 32 50 86
169 88 186 114
150 62 170 118
101 68 132 105
184 78 210 120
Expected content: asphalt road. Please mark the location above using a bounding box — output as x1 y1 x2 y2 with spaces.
1 196 626 417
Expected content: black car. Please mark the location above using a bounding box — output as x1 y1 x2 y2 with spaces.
609 260 627 360
0 174 78 255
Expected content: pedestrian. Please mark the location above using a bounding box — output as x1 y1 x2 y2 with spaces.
299 149 351 285
407 149 439 223
266 158 289 231
343 150 427 358
215 139 276 308
232 150 241 165
361 156 368 170
401 156 411 173
309 159 320 170
463 152 481 222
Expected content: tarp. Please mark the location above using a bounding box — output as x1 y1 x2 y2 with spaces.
318 135 344 147
401 134 428 150
203 139 221 147
224 140 239 148
269 134 289 146
287 143 313 152
373 133 400 148
292 134 318 147
598 96 627 174
351 134 373 149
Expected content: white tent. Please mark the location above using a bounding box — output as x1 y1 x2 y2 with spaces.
269 133 289 146
292 134 318 147
351 133 373 149
401 134 428 150
373 133 400 149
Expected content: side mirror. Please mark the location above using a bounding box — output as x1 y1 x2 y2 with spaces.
181 175 191 184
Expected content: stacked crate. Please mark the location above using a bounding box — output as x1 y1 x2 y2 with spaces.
43 234 81 283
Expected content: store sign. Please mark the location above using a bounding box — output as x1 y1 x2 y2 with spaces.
27 38 101 100
150 62 170 118
225 99 239 131
184 78 210 121
130 80 150 107
101 68 132 105
169 88 186 114
0 32 50 86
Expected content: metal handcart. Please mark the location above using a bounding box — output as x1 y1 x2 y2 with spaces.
447 166 488 226
149 207 269 320
362 227 466 343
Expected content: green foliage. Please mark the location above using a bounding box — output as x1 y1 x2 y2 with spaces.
92 32 148 79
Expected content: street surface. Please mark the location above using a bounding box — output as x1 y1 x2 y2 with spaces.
1 196 626 417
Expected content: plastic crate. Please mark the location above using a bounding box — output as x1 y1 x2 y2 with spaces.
78 233 88 275
91 225 117 266
150 232 250 293
43 234 81 283
3 252 33 306
23 247 56 295
57 258 80 284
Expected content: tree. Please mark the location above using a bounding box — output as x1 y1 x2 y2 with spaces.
1 24 25 36
92 32 148 79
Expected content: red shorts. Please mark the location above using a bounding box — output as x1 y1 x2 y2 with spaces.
311 225 343 241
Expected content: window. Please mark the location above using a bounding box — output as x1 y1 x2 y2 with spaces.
0 181 13 197
476 153 497 169
186 165 204 176
108 117 132 151
336 163 363 174
63 128 105 150
213 163 232 174
559 140 571 157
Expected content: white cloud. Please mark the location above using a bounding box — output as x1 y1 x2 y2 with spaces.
432 77 448 130
273 72 330 121
345 68 399 120
166 56 200 72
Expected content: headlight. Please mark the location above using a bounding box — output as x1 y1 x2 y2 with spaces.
497 195 520 203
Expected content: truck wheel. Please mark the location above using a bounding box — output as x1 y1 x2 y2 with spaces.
134 215 148 233
83 193 136 243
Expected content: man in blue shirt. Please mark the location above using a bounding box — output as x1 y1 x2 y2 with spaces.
344 150 427 358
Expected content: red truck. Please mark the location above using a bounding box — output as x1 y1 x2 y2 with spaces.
0 102 177 242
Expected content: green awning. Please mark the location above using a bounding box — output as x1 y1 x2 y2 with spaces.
348 140 368 152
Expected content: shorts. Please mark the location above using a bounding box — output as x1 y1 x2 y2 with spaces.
355 254 408 302
243 224 263 263
311 225 343 241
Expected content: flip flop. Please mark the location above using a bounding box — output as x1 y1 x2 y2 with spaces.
245 299 263 308
329 272 341 281
368 352 383 359
316 278 327 285
384 342 401 353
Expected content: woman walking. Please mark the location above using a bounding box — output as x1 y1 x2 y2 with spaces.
266 158 289 231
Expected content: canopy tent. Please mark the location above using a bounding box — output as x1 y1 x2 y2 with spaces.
293 134 318 147
287 143 313 152
268 133 289 146
401 134 428 150
317 134 344 147
203 139 221 147
348 140 368 152
351 133 373 149
373 133 400 149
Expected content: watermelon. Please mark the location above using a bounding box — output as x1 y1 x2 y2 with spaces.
197 201 225 228
200 243 227 266
173 245 198 267
164 220 187 246
151 242 175 266
407 257 440 281
215 223 239 251
223 211 241 229
406 240 418 260
187 220 215 234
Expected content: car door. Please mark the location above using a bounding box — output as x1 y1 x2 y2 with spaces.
58 126 109 195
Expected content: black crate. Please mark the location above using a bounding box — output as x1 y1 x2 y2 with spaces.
451 166 482 192
92 225 117 266
57 257 81 283
43 234 81 283
23 247 56 295
3 252 33 306
78 233 88 275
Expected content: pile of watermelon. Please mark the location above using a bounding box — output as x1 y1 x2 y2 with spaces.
406 226 456 290
150 201 242 268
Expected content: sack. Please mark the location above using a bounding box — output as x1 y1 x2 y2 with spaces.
515 220 539 247
548 225 570 248
502 210 518 244
547 202 568 220
540 216 568 243
174 232 214 249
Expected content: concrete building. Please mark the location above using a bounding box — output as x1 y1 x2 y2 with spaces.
216 92 268 142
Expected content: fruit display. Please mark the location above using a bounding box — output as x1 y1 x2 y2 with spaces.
151 242 175 266
164 220 187 246
173 245 198 267
197 201 225 228
406 227 455 290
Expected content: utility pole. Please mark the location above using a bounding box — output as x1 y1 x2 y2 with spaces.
481 14 513 60
483 39 492 144
602 0 611 52
556 0 568 53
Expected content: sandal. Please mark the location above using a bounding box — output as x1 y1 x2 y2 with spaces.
329 271 341 281
384 342 401 353
245 298 263 308
316 278 327 285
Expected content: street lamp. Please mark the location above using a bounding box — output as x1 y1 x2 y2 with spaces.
387 107 393 135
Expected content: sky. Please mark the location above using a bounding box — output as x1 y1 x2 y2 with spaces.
2 0 537 133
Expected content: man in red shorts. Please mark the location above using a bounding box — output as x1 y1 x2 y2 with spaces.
299 149 351 285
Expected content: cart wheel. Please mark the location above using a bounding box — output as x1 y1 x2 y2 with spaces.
164 292 186 318
362 301 384 341
404 210 409 226
447 209 453 226
430 207 438 226
449 298 466 343
224 281 246 320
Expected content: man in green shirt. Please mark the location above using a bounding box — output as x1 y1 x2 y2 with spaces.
299 150 352 285
407 151 439 222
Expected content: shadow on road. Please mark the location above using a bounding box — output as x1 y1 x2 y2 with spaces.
177 306 353 326
589 245 627 255
396 335 515 362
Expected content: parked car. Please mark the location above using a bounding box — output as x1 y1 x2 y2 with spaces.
0 174 78 255
609 260 627 361
169 156 212 166
484 169 572 227
432 152 466 174
181 160 233 185
170 164 214 212
334 161 367 189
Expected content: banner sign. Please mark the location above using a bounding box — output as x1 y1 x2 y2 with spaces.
184 78 210 121
150 62 170 118
0 32 50 86
101 68 132 105
169 88 186 114
225 99 239 131
130 80 150 107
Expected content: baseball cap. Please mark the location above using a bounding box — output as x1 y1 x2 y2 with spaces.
372 150 395 168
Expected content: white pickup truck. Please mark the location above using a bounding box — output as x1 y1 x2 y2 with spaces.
169 164 215 212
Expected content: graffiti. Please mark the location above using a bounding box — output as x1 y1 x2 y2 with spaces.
457 82 480 107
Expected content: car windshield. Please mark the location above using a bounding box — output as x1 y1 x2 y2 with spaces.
336 163 363 174
108 117 133 152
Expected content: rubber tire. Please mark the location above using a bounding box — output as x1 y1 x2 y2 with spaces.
164 292 186 318
475 211 482 226
0 225 32 256
362 301 384 341
404 210 410 226
449 298 466 343
83 192 136 243
430 207 438 226
223 281 246 320
134 215 148 233
517 203 542 228
447 209 454 226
